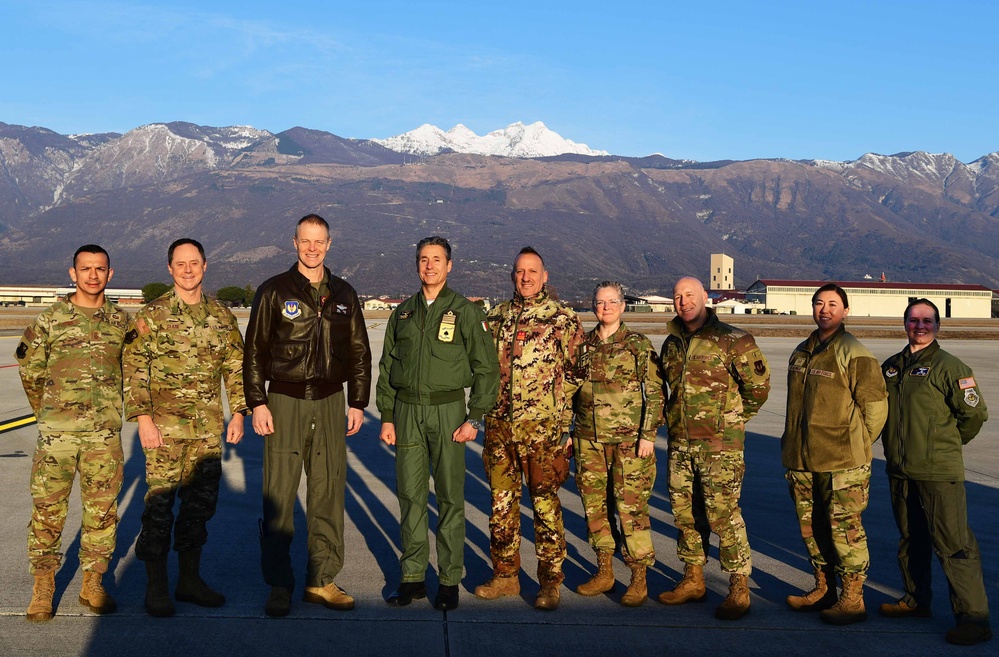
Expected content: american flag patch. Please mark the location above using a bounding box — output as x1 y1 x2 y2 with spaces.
959 377 977 390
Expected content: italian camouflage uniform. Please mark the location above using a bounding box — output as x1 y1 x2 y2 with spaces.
572 323 664 566
660 309 770 576
123 289 247 561
484 286 585 585
782 325 887 577
17 297 132 575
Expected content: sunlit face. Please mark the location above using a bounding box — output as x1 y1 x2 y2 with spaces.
512 253 548 299
812 290 849 336
294 222 330 272
593 287 625 328
905 303 939 350
69 251 112 302
168 244 206 295
417 244 452 288
673 278 708 328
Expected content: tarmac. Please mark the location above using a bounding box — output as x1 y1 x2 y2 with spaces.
0 325 996 656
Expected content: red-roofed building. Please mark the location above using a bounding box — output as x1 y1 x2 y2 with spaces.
746 280 993 318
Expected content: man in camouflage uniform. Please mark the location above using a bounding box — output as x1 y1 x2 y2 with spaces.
474 247 585 610
124 238 247 617
658 276 770 620
17 245 131 622
572 281 664 607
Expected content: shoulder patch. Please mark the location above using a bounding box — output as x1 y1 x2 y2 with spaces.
16 342 28 359
23 326 37 342
965 388 981 407
754 359 767 376
136 317 151 336
124 328 139 344
959 376 977 390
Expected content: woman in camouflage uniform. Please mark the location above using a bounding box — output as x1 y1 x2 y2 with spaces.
571 281 664 606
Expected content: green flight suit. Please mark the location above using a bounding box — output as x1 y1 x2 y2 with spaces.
376 285 499 586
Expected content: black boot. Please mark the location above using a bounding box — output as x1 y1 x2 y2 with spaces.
175 549 225 607
145 560 175 617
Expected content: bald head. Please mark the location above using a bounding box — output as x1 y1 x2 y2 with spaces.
673 276 709 331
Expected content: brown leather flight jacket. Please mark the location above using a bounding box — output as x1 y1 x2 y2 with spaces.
244 265 372 409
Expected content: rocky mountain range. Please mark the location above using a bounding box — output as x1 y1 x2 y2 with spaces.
0 120 997 302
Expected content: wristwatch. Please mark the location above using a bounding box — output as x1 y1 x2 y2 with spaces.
467 418 483 431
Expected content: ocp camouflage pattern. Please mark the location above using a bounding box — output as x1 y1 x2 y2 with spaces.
17 298 132 432
572 322 665 443
786 464 872 575
123 289 247 438
660 309 770 452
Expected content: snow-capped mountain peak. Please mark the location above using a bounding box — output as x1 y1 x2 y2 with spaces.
374 121 608 158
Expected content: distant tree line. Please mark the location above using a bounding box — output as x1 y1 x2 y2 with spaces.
141 283 256 307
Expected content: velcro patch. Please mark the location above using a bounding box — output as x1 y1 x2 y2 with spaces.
909 366 930 377
136 318 151 336
124 328 139 344
16 342 28 359
965 389 981 407
809 368 834 378
959 376 977 390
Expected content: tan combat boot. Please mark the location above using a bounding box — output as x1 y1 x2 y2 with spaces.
79 570 117 614
534 582 561 610
473 575 520 600
620 564 648 607
303 582 355 610
657 563 707 605
820 573 867 625
27 571 56 622
786 566 837 612
576 551 615 596
715 573 750 620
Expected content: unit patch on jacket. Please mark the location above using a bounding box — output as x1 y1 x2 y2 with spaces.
399 311 413 320
336 303 348 315
438 311 456 342
282 300 302 320
885 366 899 378
965 388 981 407
909 366 930 377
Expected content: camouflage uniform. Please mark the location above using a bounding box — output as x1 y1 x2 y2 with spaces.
484 287 585 585
572 323 664 566
123 289 247 561
782 325 887 576
660 309 770 575
17 298 132 575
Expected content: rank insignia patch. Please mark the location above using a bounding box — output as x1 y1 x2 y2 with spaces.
438 310 456 343
282 300 302 320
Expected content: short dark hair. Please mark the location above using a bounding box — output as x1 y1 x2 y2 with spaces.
168 238 206 264
812 283 849 308
73 244 110 268
416 236 452 262
296 213 330 235
516 246 544 267
904 298 940 324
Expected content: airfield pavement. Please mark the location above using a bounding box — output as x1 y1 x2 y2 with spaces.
0 316 997 656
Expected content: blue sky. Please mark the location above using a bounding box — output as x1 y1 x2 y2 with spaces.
1 0 996 162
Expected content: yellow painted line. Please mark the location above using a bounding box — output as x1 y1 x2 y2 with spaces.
0 414 36 434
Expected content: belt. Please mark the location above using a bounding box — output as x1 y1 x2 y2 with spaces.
395 389 465 405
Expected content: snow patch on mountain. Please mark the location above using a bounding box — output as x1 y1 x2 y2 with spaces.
374 121 609 158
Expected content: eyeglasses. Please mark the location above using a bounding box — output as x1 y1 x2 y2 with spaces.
594 300 623 308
